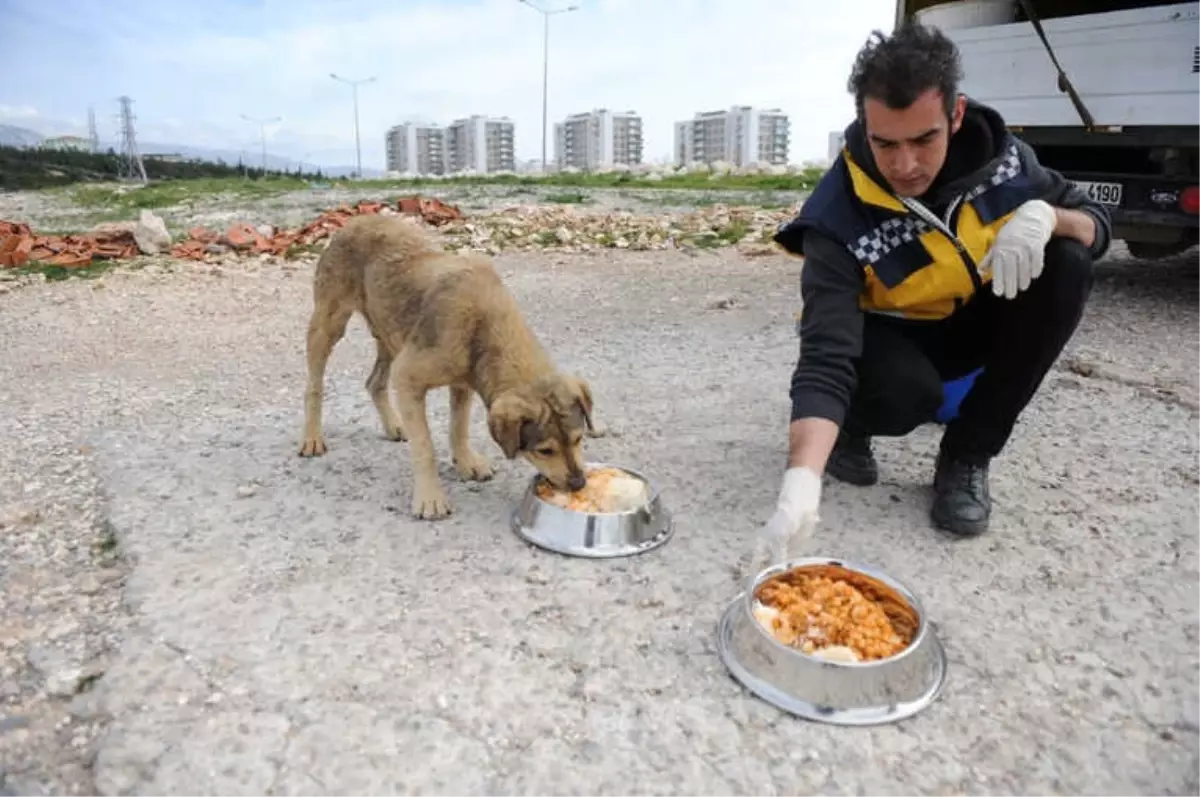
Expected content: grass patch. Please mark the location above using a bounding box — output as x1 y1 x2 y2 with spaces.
543 191 592 205
64 176 308 213
40 171 821 216
284 242 325 260
91 519 121 563
353 168 825 193
716 219 751 244
627 189 797 209
11 259 121 281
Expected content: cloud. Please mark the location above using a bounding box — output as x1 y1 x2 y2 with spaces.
0 104 40 121
1 0 897 168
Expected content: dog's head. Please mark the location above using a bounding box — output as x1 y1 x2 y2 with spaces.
487 374 594 491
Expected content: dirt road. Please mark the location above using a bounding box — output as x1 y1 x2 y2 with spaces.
0 242 1196 795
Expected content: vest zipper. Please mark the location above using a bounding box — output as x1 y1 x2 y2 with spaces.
899 194 983 294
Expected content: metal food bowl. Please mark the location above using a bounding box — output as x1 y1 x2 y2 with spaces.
716 557 947 726
509 462 674 558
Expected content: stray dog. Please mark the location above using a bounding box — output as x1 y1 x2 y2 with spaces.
298 213 596 520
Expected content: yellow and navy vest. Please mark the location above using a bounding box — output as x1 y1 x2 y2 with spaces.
777 136 1045 321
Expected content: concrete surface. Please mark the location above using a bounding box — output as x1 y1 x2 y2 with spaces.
1 245 1197 795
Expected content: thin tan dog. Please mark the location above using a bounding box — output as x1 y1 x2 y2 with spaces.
298 213 596 520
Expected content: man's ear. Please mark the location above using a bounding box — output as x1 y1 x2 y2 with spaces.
488 391 542 459
950 93 967 134
562 375 594 432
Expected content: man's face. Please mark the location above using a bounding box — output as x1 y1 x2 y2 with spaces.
863 88 966 198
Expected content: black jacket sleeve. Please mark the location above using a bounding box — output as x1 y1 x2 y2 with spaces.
1017 138 1113 260
787 230 865 427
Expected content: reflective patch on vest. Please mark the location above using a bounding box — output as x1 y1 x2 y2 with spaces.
963 143 1027 224
848 214 932 265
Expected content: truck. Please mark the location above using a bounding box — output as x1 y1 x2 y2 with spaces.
894 0 1199 259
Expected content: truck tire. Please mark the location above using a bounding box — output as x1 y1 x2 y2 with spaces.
1126 240 1193 260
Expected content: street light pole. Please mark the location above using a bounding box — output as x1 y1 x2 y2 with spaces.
330 73 376 178
240 114 282 174
518 0 578 173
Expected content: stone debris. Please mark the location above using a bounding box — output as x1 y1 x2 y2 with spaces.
436 203 796 255
0 220 140 268
1 194 795 271
168 196 464 261
0 211 175 268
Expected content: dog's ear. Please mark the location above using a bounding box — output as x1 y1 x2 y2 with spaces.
488 391 543 459
562 375 594 432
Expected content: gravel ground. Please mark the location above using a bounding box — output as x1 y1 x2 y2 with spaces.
0 219 1196 794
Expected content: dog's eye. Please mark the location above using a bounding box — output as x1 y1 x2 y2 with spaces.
535 446 556 457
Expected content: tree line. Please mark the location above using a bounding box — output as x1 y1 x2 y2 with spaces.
0 145 325 191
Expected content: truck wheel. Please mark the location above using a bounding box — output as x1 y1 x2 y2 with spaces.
1126 240 1191 260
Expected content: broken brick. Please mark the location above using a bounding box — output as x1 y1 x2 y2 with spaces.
1 193 466 270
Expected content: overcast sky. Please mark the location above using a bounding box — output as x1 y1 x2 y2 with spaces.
2 0 898 169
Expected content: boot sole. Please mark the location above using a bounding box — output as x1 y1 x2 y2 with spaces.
930 502 990 537
826 461 879 487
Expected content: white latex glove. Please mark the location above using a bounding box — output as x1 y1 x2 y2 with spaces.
979 199 1058 300
751 466 822 571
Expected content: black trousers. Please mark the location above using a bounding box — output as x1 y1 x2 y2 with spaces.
842 236 1096 465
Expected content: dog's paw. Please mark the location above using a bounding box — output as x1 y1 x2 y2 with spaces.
299 436 328 457
454 451 495 482
412 488 453 520
383 421 408 442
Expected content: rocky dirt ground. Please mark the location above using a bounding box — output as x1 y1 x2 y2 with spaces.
0 184 1197 796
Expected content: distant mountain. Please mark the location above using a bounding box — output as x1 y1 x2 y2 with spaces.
0 124 381 178
124 140 385 178
0 124 44 148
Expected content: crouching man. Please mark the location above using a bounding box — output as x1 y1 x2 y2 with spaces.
757 21 1112 557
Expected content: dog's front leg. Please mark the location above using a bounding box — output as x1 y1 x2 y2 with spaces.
449 386 494 481
392 376 452 520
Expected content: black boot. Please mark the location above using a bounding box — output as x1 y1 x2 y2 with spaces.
826 430 878 486
931 448 991 536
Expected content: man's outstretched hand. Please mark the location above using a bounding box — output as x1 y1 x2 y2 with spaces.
979 198 1057 300
750 466 822 573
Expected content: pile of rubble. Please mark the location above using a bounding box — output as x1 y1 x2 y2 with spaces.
1 193 795 271
170 196 463 261
437 203 795 254
0 197 463 270
0 210 175 268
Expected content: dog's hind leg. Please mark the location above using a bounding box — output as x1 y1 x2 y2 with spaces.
449 385 494 482
299 302 353 457
366 337 407 442
390 352 452 520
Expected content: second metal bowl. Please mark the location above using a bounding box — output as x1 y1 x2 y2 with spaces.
716 557 948 726
509 462 674 558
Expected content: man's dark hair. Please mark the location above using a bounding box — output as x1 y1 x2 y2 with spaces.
847 21 964 119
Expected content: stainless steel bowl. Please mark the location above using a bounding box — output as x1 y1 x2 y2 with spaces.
716 557 947 726
509 463 674 558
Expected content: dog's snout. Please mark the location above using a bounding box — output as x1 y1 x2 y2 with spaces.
567 473 587 492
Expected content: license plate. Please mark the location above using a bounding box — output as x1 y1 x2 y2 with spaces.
1073 180 1123 207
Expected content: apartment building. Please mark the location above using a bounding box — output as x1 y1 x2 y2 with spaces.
445 115 515 174
553 109 644 171
673 106 791 167
384 122 446 176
